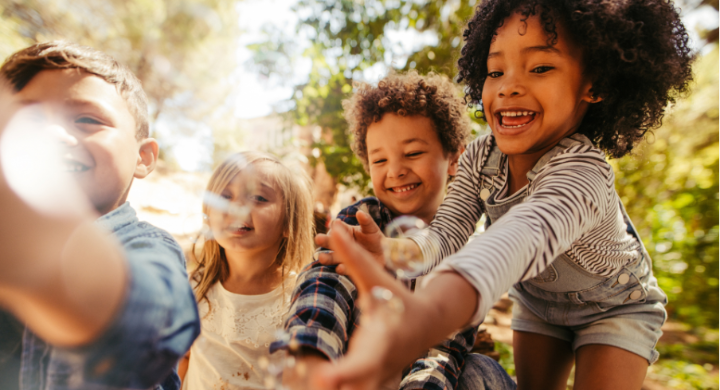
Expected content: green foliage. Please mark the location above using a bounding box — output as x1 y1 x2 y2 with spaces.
612 45 719 328
0 0 240 168
647 360 719 390
254 0 483 194
495 341 515 377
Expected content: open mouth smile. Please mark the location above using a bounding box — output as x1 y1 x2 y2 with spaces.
496 110 537 129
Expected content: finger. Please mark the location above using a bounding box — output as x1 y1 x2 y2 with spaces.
356 210 381 235
335 264 346 275
317 251 338 265
328 224 397 295
315 233 330 248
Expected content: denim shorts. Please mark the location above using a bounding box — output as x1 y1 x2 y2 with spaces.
509 256 667 364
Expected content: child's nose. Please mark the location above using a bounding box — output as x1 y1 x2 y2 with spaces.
497 73 526 97
49 124 78 147
387 160 408 178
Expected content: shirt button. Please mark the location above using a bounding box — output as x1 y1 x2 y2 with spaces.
618 274 630 285
630 290 642 300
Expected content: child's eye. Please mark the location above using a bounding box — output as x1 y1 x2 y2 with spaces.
372 159 387 164
531 66 554 74
406 152 424 158
76 117 102 125
487 71 503 78
250 195 268 203
220 192 232 200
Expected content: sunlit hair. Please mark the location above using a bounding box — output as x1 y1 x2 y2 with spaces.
0 41 149 139
344 70 471 171
189 151 315 306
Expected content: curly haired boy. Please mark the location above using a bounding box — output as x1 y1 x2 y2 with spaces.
273 71 514 390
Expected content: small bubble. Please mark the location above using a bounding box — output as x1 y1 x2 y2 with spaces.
263 376 276 389
285 356 296 368
267 362 283 376
288 338 300 352
383 216 431 278
295 361 307 377
258 356 269 369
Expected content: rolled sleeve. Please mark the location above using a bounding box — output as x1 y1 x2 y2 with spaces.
55 227 200 388
270 263 358 361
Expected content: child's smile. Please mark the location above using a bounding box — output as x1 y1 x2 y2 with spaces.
482 12 595 160
11 69 149 215
387 183 420 195
495 110 537 130
366 113 459 224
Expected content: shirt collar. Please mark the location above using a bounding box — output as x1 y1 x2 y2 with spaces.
95 202 138 233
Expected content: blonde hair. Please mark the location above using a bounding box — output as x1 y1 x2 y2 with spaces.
189 151 315 306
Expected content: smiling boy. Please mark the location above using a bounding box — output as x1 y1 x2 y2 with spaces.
273 71 513 390
0 41 200 390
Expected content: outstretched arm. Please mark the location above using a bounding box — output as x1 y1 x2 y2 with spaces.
314 223 479 390
0 91 127 347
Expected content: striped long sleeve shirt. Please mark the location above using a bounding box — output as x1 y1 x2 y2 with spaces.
412 134 641 325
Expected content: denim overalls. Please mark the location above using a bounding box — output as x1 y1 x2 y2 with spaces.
481 134 667 363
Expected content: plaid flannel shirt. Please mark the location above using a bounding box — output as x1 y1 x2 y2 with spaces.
270 197 477 390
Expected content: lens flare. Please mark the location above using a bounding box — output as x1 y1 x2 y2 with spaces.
0 105 90 217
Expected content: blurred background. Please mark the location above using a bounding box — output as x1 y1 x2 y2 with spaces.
0 0 717 388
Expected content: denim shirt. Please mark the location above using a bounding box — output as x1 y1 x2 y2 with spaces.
20 202 201 390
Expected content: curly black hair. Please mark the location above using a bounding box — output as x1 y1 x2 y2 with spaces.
344 71 471 170
457 0 694 158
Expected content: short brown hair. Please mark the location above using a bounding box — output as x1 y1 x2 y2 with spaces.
0 41 149 139
344 71 471 170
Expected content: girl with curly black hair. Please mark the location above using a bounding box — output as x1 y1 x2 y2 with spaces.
312 1 694 390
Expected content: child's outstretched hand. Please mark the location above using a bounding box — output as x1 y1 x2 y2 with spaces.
311 217 480 390
313 223 417 389
315 209 385 273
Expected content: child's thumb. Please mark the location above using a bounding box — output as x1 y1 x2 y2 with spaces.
356 210 381 235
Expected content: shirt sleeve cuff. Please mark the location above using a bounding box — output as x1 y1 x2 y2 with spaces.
270 325 345 361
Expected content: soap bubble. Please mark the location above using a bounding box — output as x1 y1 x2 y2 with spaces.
370 286 405 314
201 156 266 242
202 190 253 221
255 331 311 390
383 216 432 279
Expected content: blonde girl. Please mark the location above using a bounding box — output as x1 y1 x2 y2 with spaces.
179 152 314 389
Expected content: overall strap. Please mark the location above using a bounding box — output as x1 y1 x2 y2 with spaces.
526 133 594 182
480 136 504 177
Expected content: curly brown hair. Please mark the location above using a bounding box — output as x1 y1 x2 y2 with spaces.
344 71 471 170
457 0 694 158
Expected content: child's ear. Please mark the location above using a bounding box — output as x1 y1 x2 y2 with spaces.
134 138 159 179
447 146 465 177
582 87 603 104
